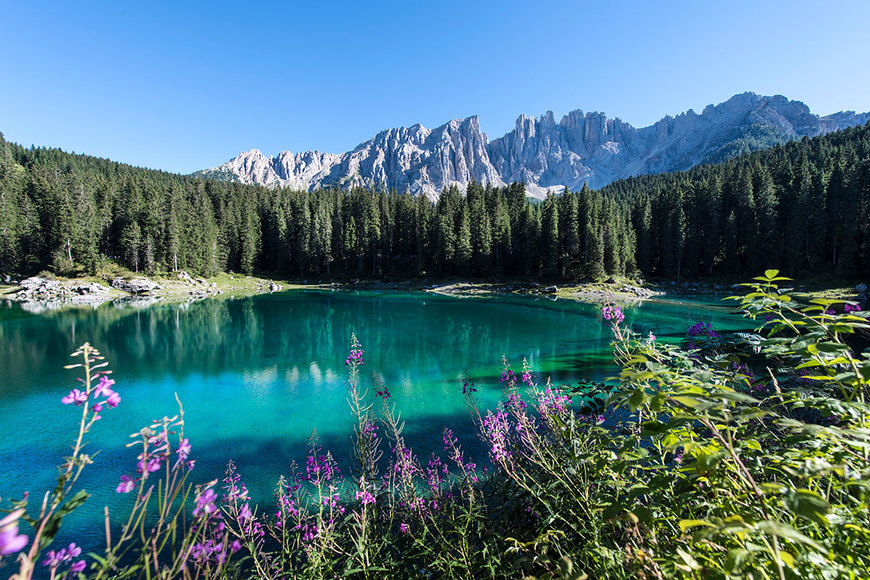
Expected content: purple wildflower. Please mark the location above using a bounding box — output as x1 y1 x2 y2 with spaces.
137 456 162 474
171 438 192 472
322 492 344 514
399 523 409 534
306 454 339 483
0 509 28 556
93 376 115 397
355 490 376 505
300 522 319 543
506 392 527 413
223 461 249 502
105 391 121 408
42 551 62 568
537 386 572 416
42 542 82 570
426 456 445 489
442 428 456 452
61 389 88 406
116 474 136 494
345 348 364 366
194 487 218 518
602 303 625 324
375 383 391 401
393 445 421 481
500 369 517 387
481 409 512 462
688 321 719 338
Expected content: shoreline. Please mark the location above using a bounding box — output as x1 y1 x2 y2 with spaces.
0 272 670 310
1 272 864 312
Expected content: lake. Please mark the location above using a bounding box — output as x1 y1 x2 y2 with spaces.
0 289 753 549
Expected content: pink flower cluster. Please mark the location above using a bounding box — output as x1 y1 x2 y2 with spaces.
306 454 339 484
602 303 625 324
42 542 85 575
62 375 120 419
193 487 218 518
116 431 193 494
537 386 572 416
499 369 518 387
481 409 512 462
345 348 364 366
688 321 719 338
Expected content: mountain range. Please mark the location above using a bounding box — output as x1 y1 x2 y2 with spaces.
197 92 870 199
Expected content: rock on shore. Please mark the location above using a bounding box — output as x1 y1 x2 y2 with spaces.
111 277 160 295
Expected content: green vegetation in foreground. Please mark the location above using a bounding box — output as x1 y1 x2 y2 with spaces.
2 123 870 285
2 271 869 579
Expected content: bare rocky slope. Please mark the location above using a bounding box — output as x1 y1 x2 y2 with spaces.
197 93 869 200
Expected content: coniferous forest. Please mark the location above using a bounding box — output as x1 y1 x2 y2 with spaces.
1 123 869 281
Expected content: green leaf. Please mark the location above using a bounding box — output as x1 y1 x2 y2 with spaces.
676 547 701 571
755 520 826 553
742 439 761 452
679 519 715 532
725 548 754 573
628 389 648 410
39 490 90 547
815 342 849 354
639 420 669 435
783 489 830 525
695 449 728 471
672 395 702 408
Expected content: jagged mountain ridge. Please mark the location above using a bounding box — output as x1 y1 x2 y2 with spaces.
198 93 870 199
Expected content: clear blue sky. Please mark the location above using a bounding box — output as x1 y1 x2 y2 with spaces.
2 0 869 174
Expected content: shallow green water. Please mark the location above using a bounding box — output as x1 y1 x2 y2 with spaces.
0 289 752 548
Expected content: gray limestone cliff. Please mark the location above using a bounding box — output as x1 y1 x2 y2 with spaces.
197 93 870 199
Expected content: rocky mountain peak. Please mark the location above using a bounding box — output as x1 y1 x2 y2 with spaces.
197 93 869 199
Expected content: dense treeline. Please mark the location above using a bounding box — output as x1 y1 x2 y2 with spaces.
606 122 870 278
1 123 869 281
0 132 634 279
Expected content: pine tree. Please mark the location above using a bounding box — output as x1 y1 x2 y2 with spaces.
491 191 511 272
456 203 472 274
753 165 779 271
541 192 560 277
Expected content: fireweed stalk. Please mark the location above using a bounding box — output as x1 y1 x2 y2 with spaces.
8 343 115 580
3 344 238 580
473 358 600 552
343 333 386 577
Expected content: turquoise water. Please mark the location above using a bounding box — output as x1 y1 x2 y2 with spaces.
0 290 752 549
